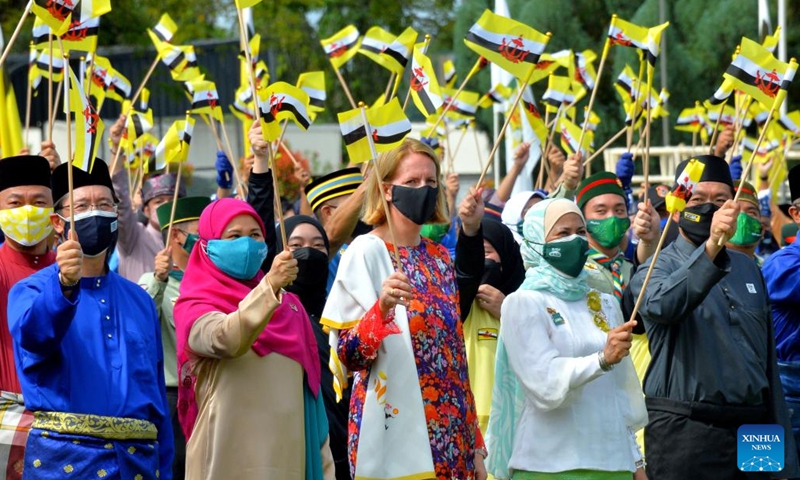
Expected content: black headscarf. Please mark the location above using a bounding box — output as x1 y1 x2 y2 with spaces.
277 215 330 318
481 218 525 296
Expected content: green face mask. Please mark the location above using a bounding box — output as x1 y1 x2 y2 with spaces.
183 233 200 254
542 234 590 278
420 223 450 244
728 212 763 246
586 216 631 249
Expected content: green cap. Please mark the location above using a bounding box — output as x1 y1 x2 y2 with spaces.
733 180 759 208
156 196 212 231
576 172 626 210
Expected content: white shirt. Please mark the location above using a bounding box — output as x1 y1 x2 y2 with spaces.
500 289 647 473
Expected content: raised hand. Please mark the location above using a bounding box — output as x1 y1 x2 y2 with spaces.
57 229 83 290
603 319 636 365
266 250 299 293
458 186 484 237
154 247 173 283
379 272 412 319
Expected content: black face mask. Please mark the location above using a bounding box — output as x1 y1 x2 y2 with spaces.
391 185 439 225
292 247 329 285
287 247 329 317
481 259 504 289
679 202 719 246
62 211 119 257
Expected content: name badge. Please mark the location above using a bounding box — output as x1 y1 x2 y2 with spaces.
746 283 757 294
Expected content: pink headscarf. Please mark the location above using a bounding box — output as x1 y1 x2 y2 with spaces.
173 198 320 439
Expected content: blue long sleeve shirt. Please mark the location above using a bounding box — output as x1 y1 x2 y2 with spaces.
763 241 800 363
8 264 174 479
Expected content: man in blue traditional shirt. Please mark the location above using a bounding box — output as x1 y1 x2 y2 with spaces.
8 159 173 480
763 164 800 461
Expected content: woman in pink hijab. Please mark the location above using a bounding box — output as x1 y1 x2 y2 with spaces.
174 198 334 480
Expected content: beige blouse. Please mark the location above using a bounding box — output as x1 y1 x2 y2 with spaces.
185 279 335 480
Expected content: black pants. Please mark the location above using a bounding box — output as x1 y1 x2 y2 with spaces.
645 399 772 480
166 387 187 480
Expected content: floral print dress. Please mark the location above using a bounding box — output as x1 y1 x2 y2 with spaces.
338 239 483 479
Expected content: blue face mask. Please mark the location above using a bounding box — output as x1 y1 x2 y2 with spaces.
204 236 267 280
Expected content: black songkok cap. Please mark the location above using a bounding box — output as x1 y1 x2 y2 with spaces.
0 155 51 193
674 155 733 188
51 159 118 205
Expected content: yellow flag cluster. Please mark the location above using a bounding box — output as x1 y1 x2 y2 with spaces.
321 25 361 69
257 82 312 142
723 37 797 109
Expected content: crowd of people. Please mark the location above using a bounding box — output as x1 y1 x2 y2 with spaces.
0 113 799 480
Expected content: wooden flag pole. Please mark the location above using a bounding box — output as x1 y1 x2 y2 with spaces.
384 73 397 104
628 214 674 324
266 141 288 249
108 56 160 174
476 64 537 187
692 131 697 148
428 55 485 135
62 52 75 228
0 0 32 71
443 121 456 173
360 102 402 269
214 117 247 199
576 25 613 154
541 108 552 156
542 104 563 162
626 60 646 151
582 124 627 166
47 37 55 141
450 124 469 165
165 112 191 244
642 66 655 203
706 97 730 155
273 120 299 167
472 121 484 173
24 42 34 149
333 68 357 109
403 35 431 112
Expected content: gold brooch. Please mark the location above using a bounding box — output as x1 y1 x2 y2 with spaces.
587 290 610 332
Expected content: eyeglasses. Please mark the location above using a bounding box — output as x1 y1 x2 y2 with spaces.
58 203 118 214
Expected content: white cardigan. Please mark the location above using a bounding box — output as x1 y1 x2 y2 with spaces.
500 289 647 474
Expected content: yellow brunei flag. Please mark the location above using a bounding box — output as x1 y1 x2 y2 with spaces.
464 9 551 80
155 117 195 168
443 59 457 88
338 97 412 164
257 82 312 142
186 78 224 122
66 67 104 172
441 88 479 120
321 25 361 69
723 36 796 109
358 26 396 67
666 159 705 213
479 83 512 108
31 0 75 36
410 43 443 117
559 117 592 157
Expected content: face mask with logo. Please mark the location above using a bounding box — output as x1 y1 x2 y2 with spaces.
481 259 504 289
204 236 267 280
0 205 53 246
586 216 631 249
541 234 589 278
183 233 199 254
728 212 763 246
679 203 719 246
61 210 118 257
391 185 439 225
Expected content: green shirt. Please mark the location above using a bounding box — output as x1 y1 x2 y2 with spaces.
138 272 180 388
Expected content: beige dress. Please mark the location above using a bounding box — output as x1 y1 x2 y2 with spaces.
184 280 335 480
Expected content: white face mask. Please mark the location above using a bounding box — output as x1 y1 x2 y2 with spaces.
0 205 54 246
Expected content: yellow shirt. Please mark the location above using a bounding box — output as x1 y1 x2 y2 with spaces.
464 300 500 435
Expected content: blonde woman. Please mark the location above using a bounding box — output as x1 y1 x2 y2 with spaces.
322 138 487 480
